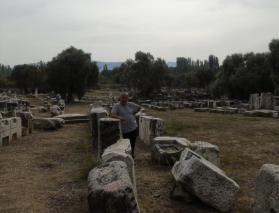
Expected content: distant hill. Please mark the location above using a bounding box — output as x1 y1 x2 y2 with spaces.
97 61 176 71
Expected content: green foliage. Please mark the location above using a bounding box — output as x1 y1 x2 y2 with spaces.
10 62 48 92
269 39 279 94
47 46 99 102
211 53 273 99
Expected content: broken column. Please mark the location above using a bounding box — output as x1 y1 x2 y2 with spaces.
172 148 240 212
88 161 140 213
98 117 121 159
249 93 260 110
139 115 164 145
88 107 108 144
254 164 279 213
151 136 191 165
260 92 274 110
189 141 220 166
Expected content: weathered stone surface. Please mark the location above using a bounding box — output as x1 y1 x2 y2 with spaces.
249 93 260 110
33 118 64 130
151 136 191 165
56 113 89 124
260 92 274 110
102 139 135 186
139 116 164 145
190 141 220 166
17 112 34 134
98 117 121 159
194 108 209 112
50 105 62 116
172 148 240 212
254 164 279 213
89 107 108 138
243 109 278 118
0 117 22 146
88 161 140 213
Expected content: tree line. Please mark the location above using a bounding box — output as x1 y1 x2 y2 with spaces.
101 39 279 99
0 39 279 101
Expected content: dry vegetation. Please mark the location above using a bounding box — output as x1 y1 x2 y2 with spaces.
1 93 279 212
138 108 279 213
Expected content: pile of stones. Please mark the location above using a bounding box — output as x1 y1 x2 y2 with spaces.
88 139 140 213
87 105 279 213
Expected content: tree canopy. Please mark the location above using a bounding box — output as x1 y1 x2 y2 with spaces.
47 46 99 102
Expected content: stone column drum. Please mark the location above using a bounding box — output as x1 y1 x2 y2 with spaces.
98 117 121 160
139 116 164 145
89 107 108 144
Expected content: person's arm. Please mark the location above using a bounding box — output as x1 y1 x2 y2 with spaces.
130 102 142 115
110 112 126 121
111 104 126 121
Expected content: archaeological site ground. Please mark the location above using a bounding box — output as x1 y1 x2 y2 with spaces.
1 89 279 213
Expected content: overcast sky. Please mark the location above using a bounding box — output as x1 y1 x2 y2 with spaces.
0 0 279 66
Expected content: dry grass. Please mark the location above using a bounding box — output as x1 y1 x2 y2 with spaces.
0 119 96 212
2 89 279 212
136 108 279 213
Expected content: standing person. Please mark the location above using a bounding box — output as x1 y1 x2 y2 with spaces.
111 92 141 158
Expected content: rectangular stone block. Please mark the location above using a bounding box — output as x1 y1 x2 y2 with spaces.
255 164 279 213
139 116 164 145
151 136 191 165
88 161 140 213
249 93 260 110
88 107 108 144
172 148 240 212
98 117 121 160
190 141 220 166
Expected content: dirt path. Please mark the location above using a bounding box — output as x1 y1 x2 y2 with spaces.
0 124 92 213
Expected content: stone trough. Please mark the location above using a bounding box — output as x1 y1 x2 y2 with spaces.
151 136 191 165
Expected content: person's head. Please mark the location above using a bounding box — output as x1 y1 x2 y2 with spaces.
119 92 129 105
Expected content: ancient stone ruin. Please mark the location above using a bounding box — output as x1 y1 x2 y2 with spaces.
139 116 164 145
98 117 121 159
88 139 140 213
254 164 279 213
172 148 240 212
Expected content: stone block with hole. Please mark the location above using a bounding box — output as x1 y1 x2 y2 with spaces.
151 136 191 165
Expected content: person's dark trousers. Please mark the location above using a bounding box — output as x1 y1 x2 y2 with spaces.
123 128 138 158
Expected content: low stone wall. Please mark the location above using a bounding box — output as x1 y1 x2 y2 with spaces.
88 139 140 213
0 117 22 146
98 117 121 160
139 115 164 146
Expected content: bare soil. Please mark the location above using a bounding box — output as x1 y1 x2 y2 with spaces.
1 99 279 213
